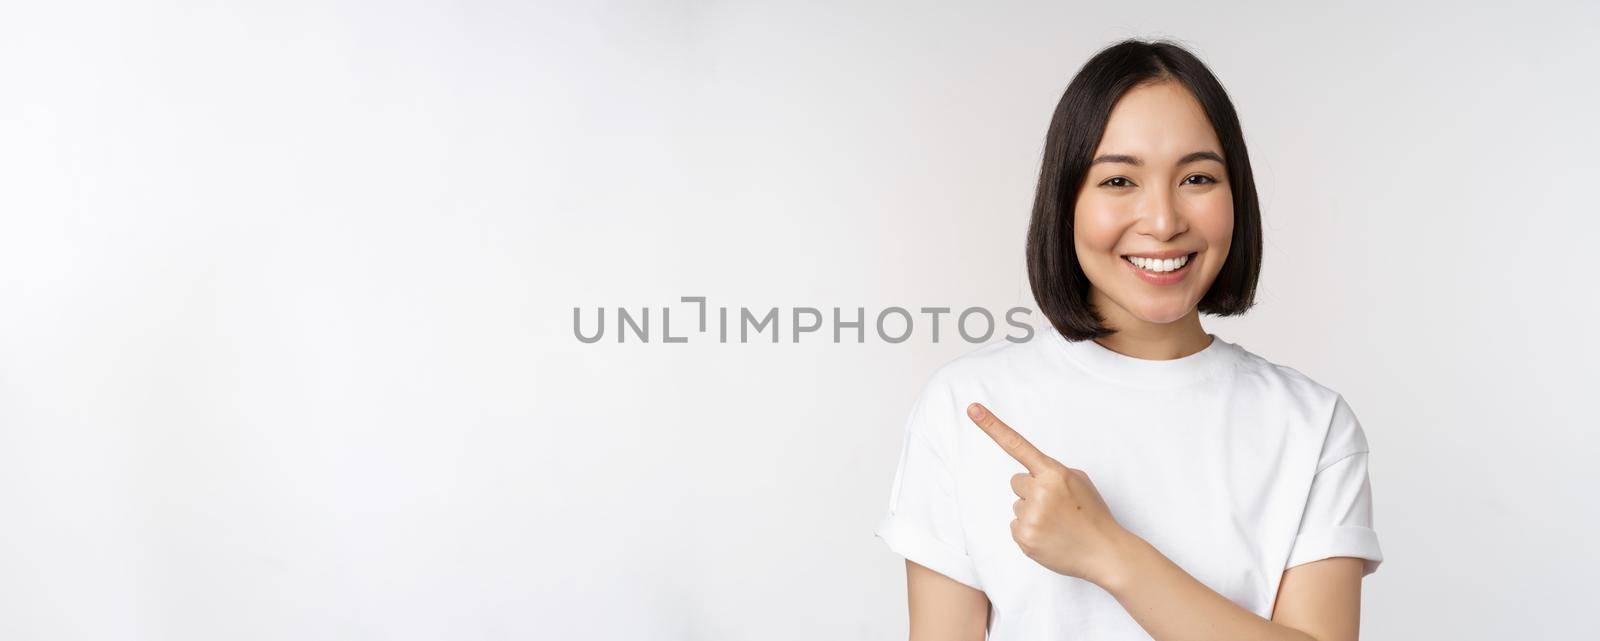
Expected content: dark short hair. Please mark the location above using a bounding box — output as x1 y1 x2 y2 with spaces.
1025 38 1262 341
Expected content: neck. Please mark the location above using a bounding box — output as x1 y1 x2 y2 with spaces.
1087 289 1213 360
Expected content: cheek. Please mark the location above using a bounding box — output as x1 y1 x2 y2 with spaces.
1072 197 1125 253
1195 192 1235 246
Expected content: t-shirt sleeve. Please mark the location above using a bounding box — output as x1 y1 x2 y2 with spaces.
873 376 983 591
1285 394 1384 577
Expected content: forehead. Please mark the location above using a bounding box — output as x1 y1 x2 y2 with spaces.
1095 80 1221 158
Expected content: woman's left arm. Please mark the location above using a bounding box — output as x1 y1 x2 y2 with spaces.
1097 530 1364 641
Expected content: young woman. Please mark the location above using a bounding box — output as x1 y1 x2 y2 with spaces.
874 39 1383 641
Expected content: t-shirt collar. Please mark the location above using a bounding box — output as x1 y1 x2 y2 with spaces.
1048 328 1237 389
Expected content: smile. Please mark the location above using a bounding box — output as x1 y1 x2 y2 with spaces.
1120 251 1198 285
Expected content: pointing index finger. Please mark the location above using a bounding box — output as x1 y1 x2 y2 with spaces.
967 402 1056 475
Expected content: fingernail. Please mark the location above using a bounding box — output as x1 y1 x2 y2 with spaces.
967 403 984 419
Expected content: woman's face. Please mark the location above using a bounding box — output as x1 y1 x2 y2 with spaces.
1073 80 1234 327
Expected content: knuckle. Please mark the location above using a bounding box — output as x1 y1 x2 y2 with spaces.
1016 522 1038 543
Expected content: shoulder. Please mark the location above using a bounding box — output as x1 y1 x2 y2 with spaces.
1226 341 1345 413
900 338 1049 442
921 334 1056 396
1226 341 1369 463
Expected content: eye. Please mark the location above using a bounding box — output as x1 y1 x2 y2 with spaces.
1100 176 1135 188
1184 174 1217 185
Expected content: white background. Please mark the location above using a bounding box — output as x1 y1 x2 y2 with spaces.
2 1 1597 639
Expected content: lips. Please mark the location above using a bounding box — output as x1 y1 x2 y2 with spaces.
1124 252 1190 272
1119 249 1196 261
1121 251 1198 285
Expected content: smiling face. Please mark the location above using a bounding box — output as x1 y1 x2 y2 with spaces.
1073 79 1234 329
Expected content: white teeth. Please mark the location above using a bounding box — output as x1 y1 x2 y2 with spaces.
1125 253 1190 273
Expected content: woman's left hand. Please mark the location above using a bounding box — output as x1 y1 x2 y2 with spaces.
966 402 1134 587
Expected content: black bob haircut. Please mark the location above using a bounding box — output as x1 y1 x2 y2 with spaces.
1026 38 1262 342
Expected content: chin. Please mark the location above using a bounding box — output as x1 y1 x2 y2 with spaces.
1130 304 1192 325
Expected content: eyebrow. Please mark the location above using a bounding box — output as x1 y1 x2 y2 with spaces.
1090 150 1225 167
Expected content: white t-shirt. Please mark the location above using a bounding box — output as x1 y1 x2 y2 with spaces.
874 329 1382 639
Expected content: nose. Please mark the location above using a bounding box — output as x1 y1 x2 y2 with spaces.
1137 185 1188 242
